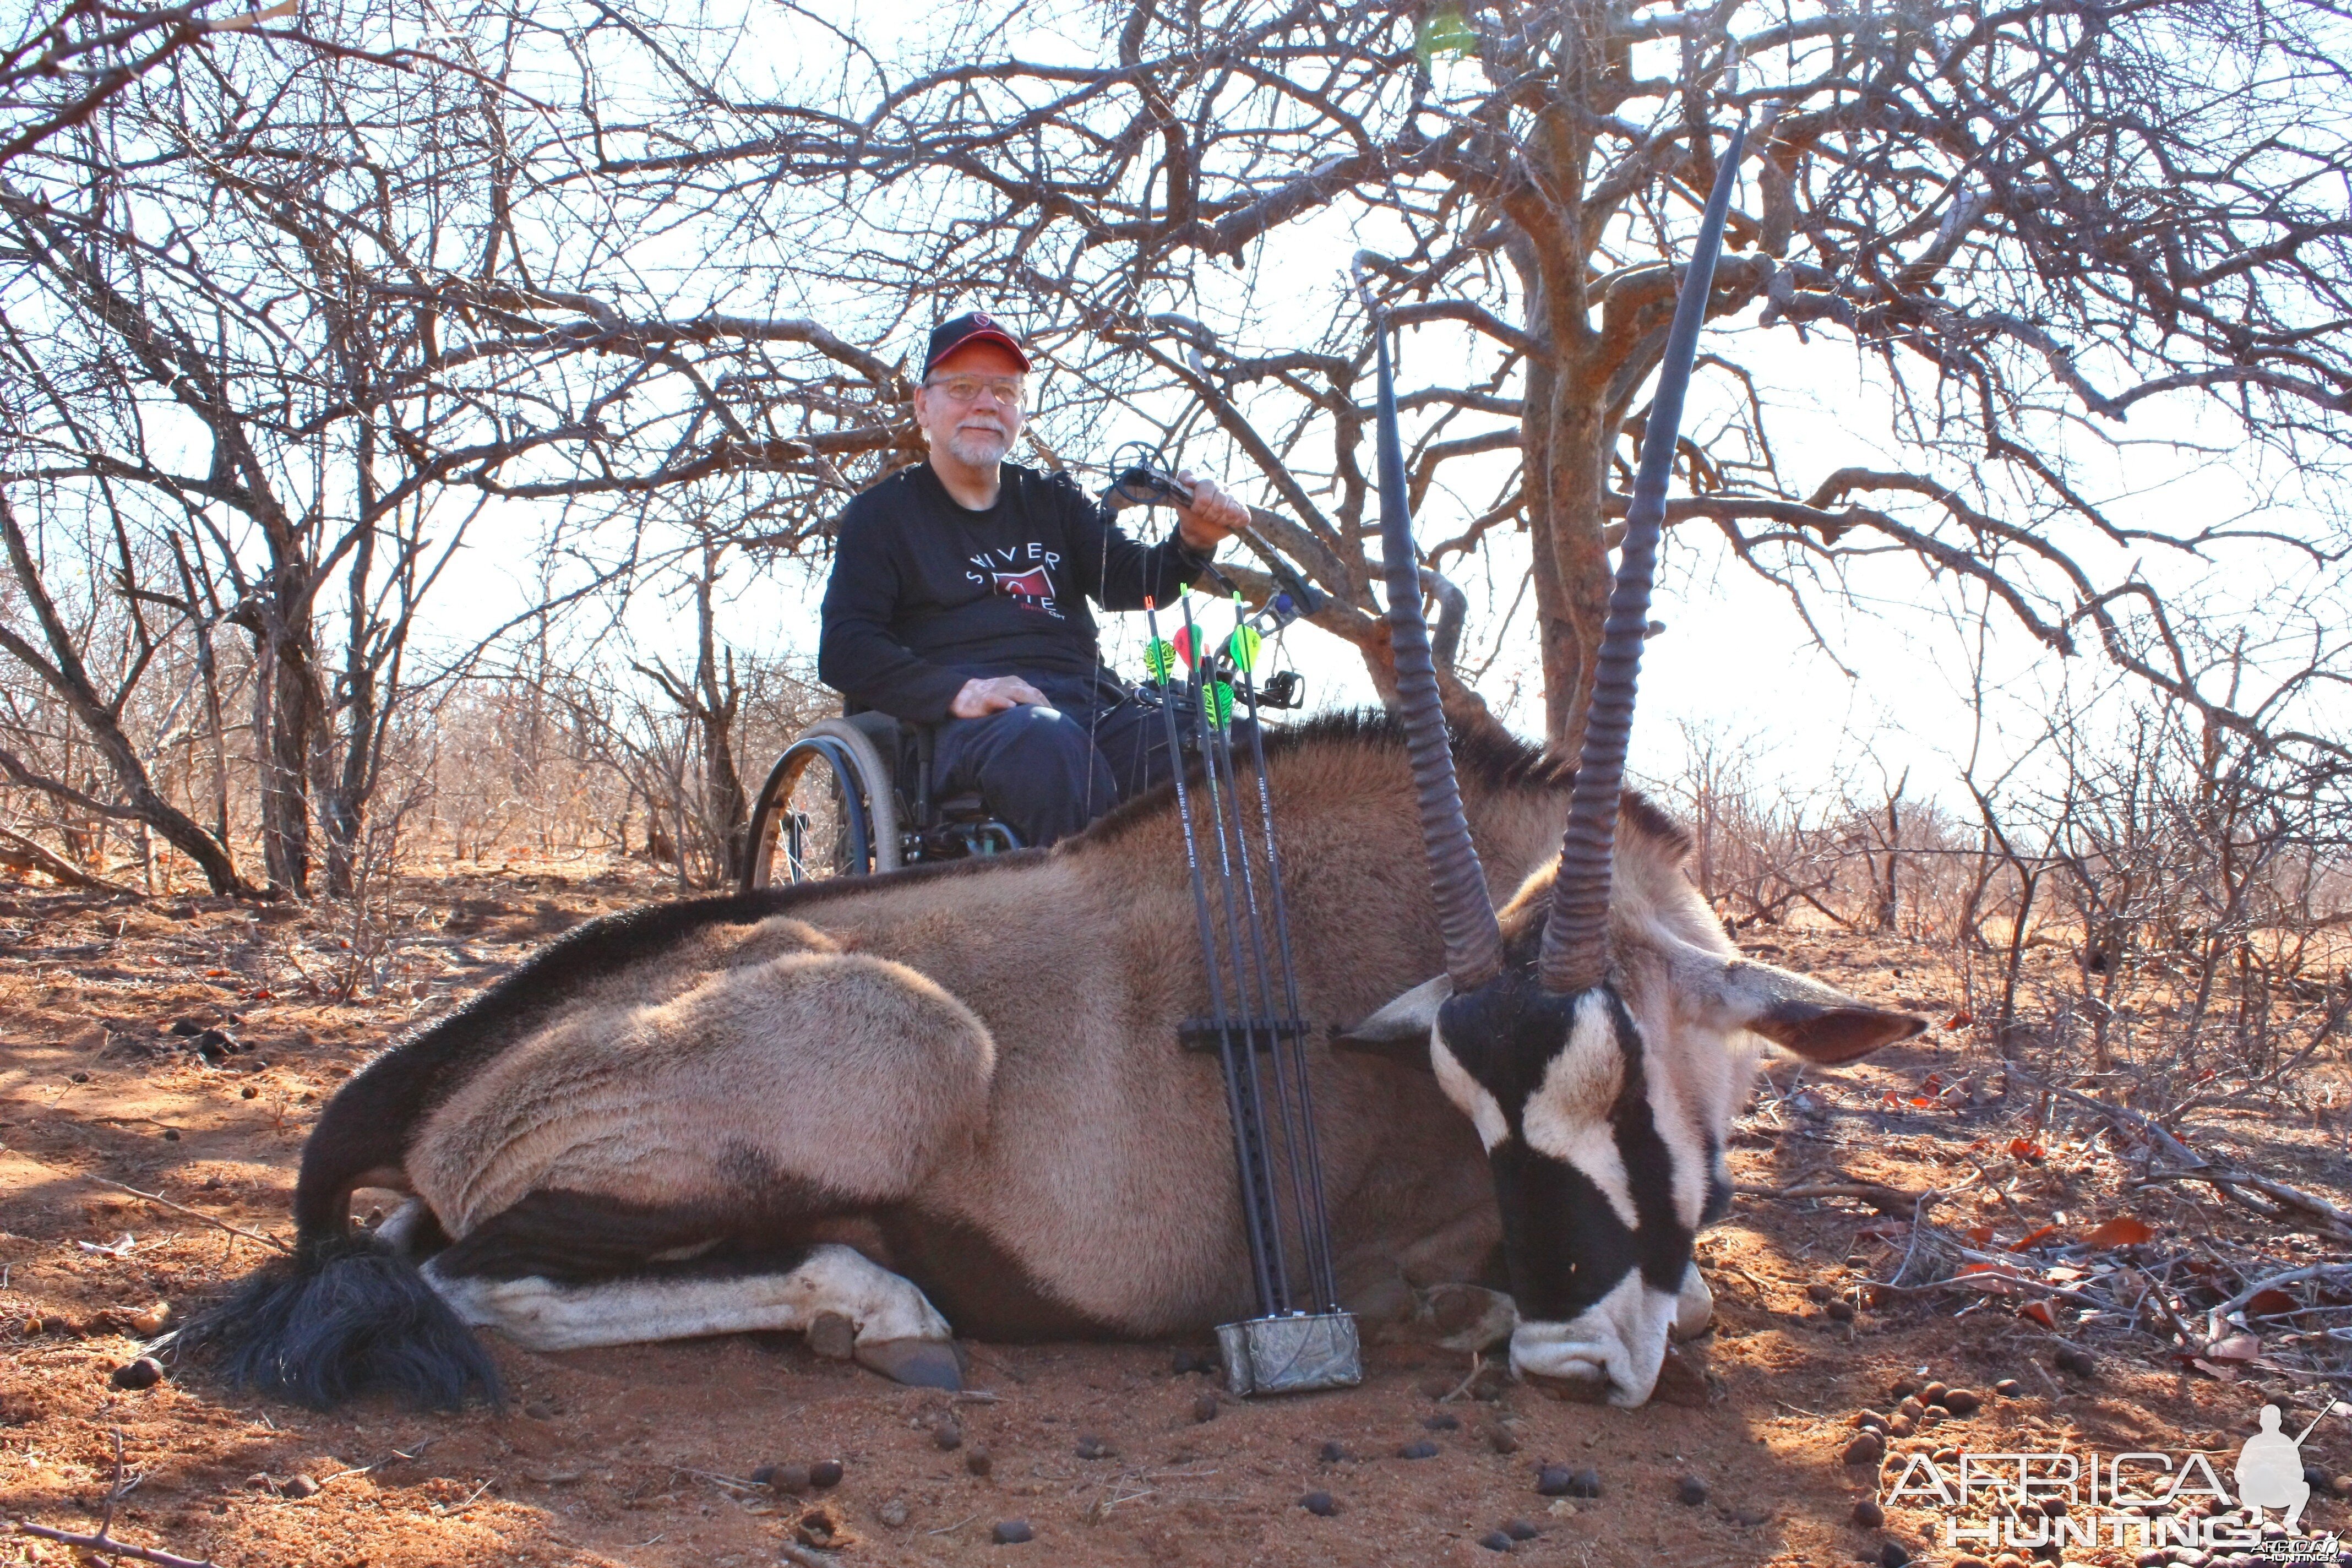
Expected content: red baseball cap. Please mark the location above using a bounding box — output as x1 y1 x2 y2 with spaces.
924 312 1030 378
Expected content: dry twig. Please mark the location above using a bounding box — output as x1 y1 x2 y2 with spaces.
90 1177 292 1254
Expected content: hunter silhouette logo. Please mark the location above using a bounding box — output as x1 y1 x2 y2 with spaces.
2237 1403 2336 1532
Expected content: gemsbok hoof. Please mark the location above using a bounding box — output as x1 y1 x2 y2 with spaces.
854 1337 965 1390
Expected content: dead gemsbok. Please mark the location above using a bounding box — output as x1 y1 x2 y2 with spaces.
174 126 1921 1412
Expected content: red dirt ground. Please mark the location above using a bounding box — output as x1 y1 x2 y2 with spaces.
4 864 2349 1567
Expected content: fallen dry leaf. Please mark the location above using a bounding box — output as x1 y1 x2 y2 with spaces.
2083 1215 2155 1249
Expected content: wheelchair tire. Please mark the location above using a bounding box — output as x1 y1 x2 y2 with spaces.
741 717 902 890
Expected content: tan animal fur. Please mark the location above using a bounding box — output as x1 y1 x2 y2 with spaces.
392 718 1591 1337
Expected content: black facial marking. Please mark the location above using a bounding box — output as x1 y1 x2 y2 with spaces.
1700 1132 1733 1227
1436 974 1697 1322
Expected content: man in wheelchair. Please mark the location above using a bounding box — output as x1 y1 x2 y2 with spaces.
816 313 1251 848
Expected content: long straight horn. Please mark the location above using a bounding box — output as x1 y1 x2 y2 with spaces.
1373 309 1504 989
1538 122 1749 996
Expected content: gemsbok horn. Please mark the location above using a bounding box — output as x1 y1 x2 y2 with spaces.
1352 120 1928 1404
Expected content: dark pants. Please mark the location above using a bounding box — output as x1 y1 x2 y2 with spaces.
930 672 1244 848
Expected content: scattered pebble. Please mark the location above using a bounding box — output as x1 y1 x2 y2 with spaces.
1301 1490 1337 1516
755 1463 812 1491
1423 1413 1461 1431
1192 1393 1219 1423
809 1460 843 1489
1674 1474 1708 1506
1886 1415 1915 1438
1879 1542 1911 1568
1397 1440 1439 1460
1074 1435 1115 1461
1843 1433 1886 1467
1319 1441 1347 1463
241 1085 258 1099
1888 1376 1923 1400
878 1498 909 1529
1922 1381 1950 1404
1483 1423 1520 1456
805 1312 854 1361
1896 1397 1926 1420
965 1447 992 1478
160 1129 179 1142
70 1071 89 1084
1942 1387 1983 1416
283 1475 319 1499
1993 1378 2022 1397
1503 1520 1539 1541
22 1316 42 1336
991 1518 1032 1545
1478 1530 1513 1553
1853 1498 1885 1528
2054 1346 2097 1377
1854 1411 1890 1433
109 1357 163 1391
1418 1375 1456 1399
934 1419 963 1451
1171 1347 1217 1376
126 1303 171 1336
1806 1282 1837 1302
1826 1300 1856 1322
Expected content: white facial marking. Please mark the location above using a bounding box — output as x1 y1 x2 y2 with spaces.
1510 1270 1680 1407
422 1242 950 1353
1519 992 1637 1231
1431 1037 1510 1151
1671 1260 1714 1341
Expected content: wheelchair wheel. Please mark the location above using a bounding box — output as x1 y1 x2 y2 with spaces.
742 717 901 890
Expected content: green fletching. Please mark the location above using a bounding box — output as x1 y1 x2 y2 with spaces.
1201 680 1234 728
1227 624 1264 672
1144 640 1178 681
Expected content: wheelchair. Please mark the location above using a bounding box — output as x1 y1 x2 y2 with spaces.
739 710 1025 889
742 457 1326 892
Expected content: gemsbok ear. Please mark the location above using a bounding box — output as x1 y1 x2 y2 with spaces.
1331 974 1453 1069
1705 958 1927 1065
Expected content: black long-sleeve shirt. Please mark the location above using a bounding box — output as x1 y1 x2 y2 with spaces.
817 461 1213 724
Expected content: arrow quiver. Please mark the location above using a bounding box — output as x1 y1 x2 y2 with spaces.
1113 460 1358 1397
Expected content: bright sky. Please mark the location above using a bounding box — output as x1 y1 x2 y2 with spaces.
389 0 2348 818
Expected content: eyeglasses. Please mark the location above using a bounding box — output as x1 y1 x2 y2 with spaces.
924 375 1026 408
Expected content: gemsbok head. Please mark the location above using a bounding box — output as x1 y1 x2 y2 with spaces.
1348 127 1926 1405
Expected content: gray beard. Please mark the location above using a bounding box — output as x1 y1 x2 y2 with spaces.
939 427 1014 469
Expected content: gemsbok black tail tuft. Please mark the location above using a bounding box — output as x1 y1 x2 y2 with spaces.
166 1234 501 1411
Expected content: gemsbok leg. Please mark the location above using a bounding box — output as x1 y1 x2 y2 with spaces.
419 1209 961 1387
392 950 996 1389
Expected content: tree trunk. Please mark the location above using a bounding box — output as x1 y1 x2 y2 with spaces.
1523 371 1614 758
692 552 749 885
257 574 321 896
